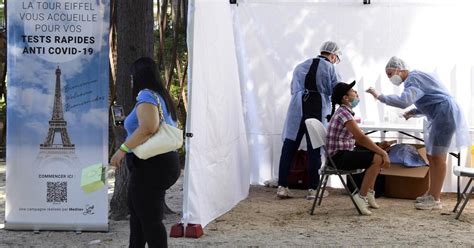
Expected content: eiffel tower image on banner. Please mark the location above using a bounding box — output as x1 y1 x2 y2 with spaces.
37 66 78 166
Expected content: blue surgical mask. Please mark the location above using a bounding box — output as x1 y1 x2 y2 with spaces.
350 97 360 108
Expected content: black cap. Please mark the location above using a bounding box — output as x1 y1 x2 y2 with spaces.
332 81 356 104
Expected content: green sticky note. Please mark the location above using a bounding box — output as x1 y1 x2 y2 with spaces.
81 163 106 193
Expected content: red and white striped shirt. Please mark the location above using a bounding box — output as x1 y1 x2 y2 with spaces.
326 105 356 156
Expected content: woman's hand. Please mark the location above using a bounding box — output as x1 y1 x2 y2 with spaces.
377 140 397 150
377 141 390 150
402 111 413 120
365 87 380 99
110 149 126 168
380 151 391 169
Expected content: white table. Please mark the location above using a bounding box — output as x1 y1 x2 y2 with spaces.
359 123 474 202
360 123 424 142
359 123 423 133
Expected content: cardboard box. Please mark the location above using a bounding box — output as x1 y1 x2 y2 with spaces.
380 144 429 199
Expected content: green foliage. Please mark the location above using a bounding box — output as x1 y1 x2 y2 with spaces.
153 3 188 129
153 2 188 165
154 24 188 84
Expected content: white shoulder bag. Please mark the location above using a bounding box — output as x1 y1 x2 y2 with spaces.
133 91 183 159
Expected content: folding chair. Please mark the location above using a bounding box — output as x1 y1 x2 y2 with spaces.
305 118 365 215
452 166 474 219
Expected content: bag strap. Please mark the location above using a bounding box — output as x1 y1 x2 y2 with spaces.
141 89 165 124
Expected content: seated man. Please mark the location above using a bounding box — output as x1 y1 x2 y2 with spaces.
326 81 390 215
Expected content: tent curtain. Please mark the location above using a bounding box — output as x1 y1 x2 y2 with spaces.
233 0 474 189
183 0 250 228
184 0 474 227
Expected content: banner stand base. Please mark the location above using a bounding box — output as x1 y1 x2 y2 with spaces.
170 223 184 238
185 224 203 238
170 223 204 238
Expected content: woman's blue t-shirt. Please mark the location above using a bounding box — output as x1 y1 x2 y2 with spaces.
124 89 176 138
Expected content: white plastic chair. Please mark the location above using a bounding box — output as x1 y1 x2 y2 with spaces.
305 118 364 215
452 166 474 219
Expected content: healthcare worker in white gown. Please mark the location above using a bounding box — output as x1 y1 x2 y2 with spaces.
366 56 470 211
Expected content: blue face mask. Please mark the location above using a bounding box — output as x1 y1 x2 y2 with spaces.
350 97 360 108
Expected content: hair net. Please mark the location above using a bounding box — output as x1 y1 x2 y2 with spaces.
320 41 342 59
385 56 409 70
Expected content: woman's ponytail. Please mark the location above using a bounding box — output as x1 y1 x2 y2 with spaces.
326 102 336 122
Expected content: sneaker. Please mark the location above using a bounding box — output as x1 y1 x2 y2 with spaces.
367 190 380 209
414 195 442 210
353 194 372 215
306 189 329 200
276 186 291 199
415 193 430 203
263 179 278 188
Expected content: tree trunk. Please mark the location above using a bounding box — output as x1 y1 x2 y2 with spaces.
109 0 154 221
165 0 180 90
1 1 7 149
157 0 168 75
0 31 6 100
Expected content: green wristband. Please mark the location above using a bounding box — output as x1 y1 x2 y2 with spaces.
120 143 131 153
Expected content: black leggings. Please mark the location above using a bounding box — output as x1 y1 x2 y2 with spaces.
127 151 180 248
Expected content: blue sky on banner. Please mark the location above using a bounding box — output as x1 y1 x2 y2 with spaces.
7 0 110 147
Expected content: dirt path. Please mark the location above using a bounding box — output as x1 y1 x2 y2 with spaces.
0 163 473 247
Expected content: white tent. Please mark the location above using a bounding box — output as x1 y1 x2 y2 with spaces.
184 0 474 228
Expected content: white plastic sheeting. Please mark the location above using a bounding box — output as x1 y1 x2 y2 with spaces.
185 0 474 227
234 0 474 188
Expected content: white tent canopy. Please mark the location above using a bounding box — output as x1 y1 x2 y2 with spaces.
184 0 474 227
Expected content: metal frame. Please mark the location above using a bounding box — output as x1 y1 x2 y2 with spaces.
310 145 365 215
452 169 473 219
305 119 365 215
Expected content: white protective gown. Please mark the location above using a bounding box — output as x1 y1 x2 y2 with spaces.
282 56 340 141
378 70 470 155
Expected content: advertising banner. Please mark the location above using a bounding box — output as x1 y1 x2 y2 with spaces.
6 0 110 231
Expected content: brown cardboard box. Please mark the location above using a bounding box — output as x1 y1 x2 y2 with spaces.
380 144 429 199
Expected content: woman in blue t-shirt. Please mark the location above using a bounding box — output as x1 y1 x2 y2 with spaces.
111 57 180 248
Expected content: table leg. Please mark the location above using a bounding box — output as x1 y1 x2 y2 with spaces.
457 152 461 202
